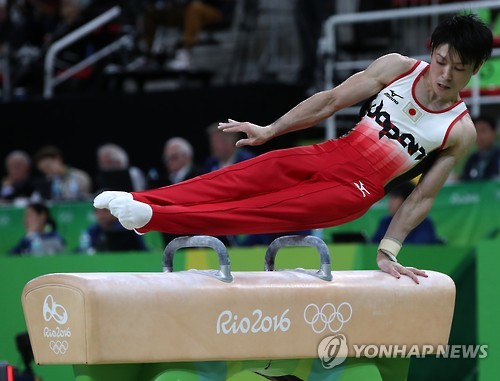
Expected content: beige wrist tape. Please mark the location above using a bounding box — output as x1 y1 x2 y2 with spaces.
378 238 402 262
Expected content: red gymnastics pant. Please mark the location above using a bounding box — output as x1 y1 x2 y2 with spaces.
132 138 385 236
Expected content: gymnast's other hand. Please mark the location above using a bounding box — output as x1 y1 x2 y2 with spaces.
218 119 273 147
376 250 428 284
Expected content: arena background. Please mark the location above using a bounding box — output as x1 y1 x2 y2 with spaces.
0 83 313 181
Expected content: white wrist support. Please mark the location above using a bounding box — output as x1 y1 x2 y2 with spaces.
378 238 402 262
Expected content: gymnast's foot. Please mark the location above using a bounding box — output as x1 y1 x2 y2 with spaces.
93 191 132 209
108 197 152 230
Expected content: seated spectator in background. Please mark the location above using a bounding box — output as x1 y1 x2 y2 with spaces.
148 137 203 245
9 202 66 256
460 115 499 181
95 143 147 192
139 0 235 69
203 121 255 172
148 136 204 188
32 145 93 201
0 150 35 205
78 206 148 253
371 182 444 245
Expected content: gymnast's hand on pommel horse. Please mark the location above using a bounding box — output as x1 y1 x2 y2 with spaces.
94 13 492 284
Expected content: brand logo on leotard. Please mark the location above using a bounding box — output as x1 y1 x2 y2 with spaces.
384 89 404 104
367 100 427 160
354 181 370 198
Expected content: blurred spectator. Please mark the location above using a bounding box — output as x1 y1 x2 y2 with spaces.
148 136 203 188
203 121 255 172
13 331 39 381
12 0 123 96
460 115 499 181
32 145 93 201
371 182 445 245
47 0 126 94
0 0 31 52
77 206 148 253
24 0 61 47
0 150 35 205
138 0 235 69
147 136 203 245
294 0 333 88
1 0 61 97
95 143 147 192
8 201 66 256
0 0 60 52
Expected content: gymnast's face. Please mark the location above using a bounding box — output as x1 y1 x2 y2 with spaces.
429 44 478 99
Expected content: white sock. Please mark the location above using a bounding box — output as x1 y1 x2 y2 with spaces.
93 191 132 209
108 197 153 230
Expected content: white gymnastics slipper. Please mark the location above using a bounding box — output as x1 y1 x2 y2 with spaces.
108 197 152 230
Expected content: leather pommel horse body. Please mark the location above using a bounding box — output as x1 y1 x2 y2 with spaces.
21 236 456 380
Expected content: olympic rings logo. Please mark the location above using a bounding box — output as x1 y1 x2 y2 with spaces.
303 302 353 333
49 340 68 355
43 295 68 324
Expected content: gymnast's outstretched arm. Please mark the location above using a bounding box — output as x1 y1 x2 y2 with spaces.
218 53 416 147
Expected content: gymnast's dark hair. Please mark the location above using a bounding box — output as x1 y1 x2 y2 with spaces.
431 13 493 70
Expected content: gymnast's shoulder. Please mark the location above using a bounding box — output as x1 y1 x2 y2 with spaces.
364 53 419 84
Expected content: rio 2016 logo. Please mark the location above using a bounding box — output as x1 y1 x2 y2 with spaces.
317 334 348 369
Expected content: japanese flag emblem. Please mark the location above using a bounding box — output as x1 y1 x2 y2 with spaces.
403 102 423 123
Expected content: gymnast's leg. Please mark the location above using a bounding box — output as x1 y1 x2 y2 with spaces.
135 171 382 235
95 140 383 234
95 143 338 230
97 141 338 208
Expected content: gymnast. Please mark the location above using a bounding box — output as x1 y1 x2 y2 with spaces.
94 13 492 284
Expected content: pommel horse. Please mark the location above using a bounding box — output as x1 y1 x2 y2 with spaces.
22 235 456 381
